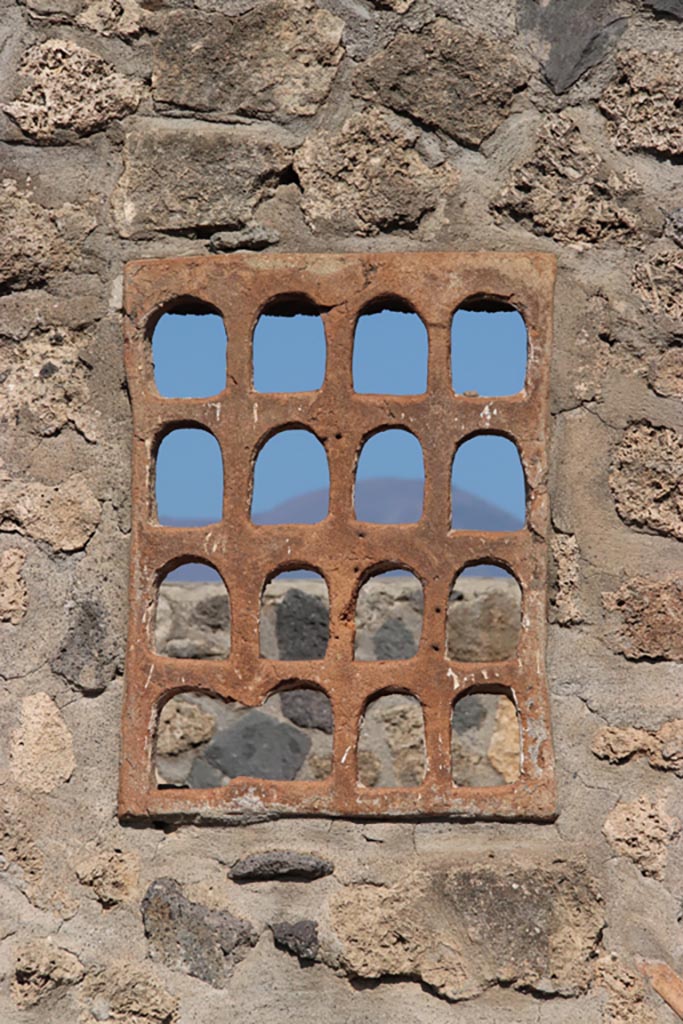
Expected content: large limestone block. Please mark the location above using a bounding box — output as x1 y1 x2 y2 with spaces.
113 120 293 238
152 0 344 123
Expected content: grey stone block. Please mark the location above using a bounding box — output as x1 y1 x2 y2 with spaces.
229 851 334 882
204 711 311 780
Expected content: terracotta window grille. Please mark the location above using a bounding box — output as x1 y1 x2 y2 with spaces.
119 252 557 822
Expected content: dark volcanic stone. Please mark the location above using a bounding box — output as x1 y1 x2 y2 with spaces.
644 0 683 18
276 588 328 659
51 597 117 694
373 617 418 660
230 851 334 882
519 0 627 94
142 878 257 988
194 593 230 630
271 920 319 961
280 689 333 734
452 695 487 734
187 757 224 789
204 711 311 780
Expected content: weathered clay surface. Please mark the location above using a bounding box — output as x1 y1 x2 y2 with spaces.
153 1 344 122
5 39 141 140
609 422 683 540
594 719 683 776
294 109 458 235
603 797 681 879
599 50 683 158
355 20 527 147
323 862 604 1000
10 692 75 793
492 114 642 245
142 879 258 988
602 577 683 661
113 121 293 238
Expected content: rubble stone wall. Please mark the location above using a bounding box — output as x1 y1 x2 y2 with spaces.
1 1 682 1021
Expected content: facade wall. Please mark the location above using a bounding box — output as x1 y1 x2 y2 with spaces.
0 0 682 1021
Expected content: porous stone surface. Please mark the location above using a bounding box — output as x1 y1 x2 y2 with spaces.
593 720 683 776
230 851 333 882
550 533 583 625
603 798 681 879
609 422 683 540
13 939 84 1007
0 475 100 551
113 120 293 238
0 548 27 624
492 114 643 245
76 848 140 906
142 878 258 988
633 247 683 321
271 920 319 961
10 692 75 793
294 109 458 236
602 577 683 661
324 861 604 1000
202 712 312 781
156 699 216 755
355 20 528 147
599 49 683 158
80 963 179 1024
5 39 141 141
152 1 344 123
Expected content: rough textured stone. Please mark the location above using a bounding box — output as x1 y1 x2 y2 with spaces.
280 688 333 734
81 963 179 1024
597 954 658 1024
609 422 683 540
519 0 626 94
603 797 681 878
372 616 417 659
593 720 683 776
5 39 141 141
599 49 683 157
113 121 293 238
271 920 319 961
1 324 98 441
142 878 258 987
10 693 75 794
380 702 425 786
643 0 683 15
487 698 521 783
550 533 583 625
356 20 528 147
13 940 84 1007
276 588 328 659
649 347 683 399
202 712 311 780
0 180 93 292
52 597 118 693
76 848 140 907
447 577 520 660
633 248 683 320
76 0 143 37
230 850 333 882
0 547 27 624
492 114 642 245
326 862 603 999
152 1 344 122
602 577 683 661
368 0 416 10
156 699 215 755
294 108 458 236
0 475 100 552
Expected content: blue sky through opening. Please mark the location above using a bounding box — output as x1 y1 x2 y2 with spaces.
153 308 527 523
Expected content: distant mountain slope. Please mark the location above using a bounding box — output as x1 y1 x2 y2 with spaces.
160 478 521 580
